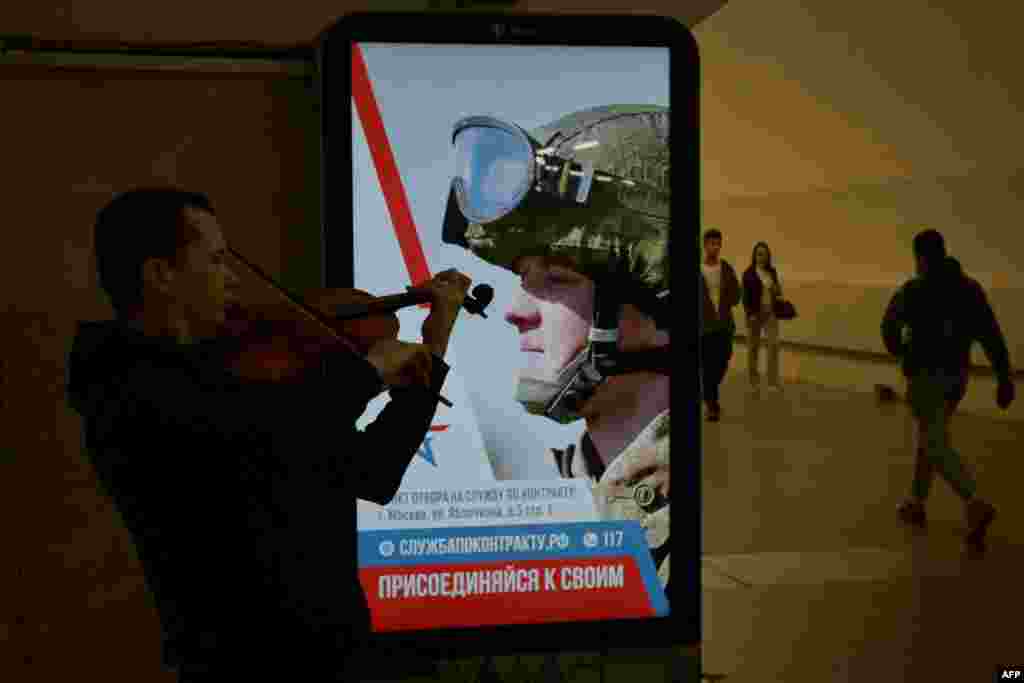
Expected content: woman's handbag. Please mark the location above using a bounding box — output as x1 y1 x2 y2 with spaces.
773 298 797 320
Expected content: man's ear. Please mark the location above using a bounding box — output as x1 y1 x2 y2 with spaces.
140 257 177 296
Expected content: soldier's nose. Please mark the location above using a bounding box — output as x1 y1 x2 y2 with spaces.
505 308 541 333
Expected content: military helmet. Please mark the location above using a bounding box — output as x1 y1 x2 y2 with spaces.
442 104 671 325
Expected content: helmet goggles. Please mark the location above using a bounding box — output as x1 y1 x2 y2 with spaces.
450 115 606 224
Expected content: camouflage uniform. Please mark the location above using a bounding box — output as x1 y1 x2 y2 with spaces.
552 410 670 587
443 105 672 585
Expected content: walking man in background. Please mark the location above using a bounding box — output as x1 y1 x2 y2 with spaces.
700 228 741 422
882 228 1015 551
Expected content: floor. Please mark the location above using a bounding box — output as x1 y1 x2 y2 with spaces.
30 364 1010 683
699 373 1024 682
416 371 1023 682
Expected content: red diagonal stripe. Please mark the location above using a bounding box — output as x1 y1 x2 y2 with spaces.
351 44 432 298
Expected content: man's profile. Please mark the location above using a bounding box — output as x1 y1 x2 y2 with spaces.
66 188 470 680
441 105 672 588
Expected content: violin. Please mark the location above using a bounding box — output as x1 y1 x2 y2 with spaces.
218 246 493 407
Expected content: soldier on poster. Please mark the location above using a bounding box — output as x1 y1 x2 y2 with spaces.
440 105 673 587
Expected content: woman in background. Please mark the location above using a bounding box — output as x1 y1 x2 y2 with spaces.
743 242 783 392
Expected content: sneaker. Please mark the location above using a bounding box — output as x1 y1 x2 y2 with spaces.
897 499 927 528
966 499 996 550
706 402 721 422
766 383 783 393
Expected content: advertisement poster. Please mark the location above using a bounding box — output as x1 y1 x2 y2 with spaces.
349 42 671 632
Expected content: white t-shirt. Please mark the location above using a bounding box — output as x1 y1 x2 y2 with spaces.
702 262 722 315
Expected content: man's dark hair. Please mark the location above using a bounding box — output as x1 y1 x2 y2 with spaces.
703 228 723 243
912 229 946 267
94 188 215 317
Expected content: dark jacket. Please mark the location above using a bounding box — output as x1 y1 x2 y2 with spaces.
742 265 781 317
65 320 449 673
700 260 741 334
882 258 1012 383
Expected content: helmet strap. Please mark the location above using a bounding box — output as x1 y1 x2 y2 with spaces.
588 278 622 378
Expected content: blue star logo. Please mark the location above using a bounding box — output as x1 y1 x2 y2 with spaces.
417 425 448 466
417 435 437 466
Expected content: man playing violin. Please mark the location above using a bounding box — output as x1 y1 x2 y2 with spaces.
66 188 471 681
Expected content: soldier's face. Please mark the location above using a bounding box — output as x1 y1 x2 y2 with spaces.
505 256 594 384
504 254 665 380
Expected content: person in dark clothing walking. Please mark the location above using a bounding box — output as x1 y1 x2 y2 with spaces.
882 229 1015 551
700 228 742 422
65 188 472 681
742 241 784 393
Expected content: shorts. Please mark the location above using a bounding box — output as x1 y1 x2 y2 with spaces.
907 370 966 419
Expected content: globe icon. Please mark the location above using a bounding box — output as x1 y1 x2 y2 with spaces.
583 532 599 548
379 540 395 557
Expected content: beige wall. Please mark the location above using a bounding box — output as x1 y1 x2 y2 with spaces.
702 172 1024 291
696 0 1024 409
729 342 1024 423
734 281 1022 369
697 0 1024 197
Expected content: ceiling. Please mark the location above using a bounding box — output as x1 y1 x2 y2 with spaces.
695 0 1024 199
0 0 727 46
